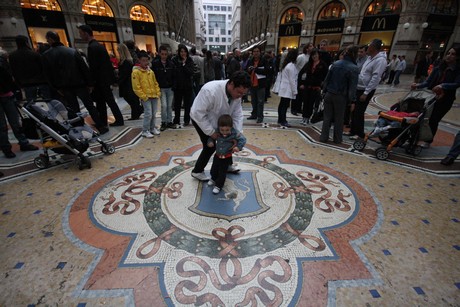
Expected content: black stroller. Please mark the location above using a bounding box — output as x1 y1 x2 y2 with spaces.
352 89 437 160
21 99 115 169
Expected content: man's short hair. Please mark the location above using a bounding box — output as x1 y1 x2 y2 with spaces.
370 39 383 51
77 24 93 36
159 45 168 52
45 31 60 43
229 71 251 88
15 35 29 48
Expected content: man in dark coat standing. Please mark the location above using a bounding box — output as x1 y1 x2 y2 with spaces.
78 25 124 127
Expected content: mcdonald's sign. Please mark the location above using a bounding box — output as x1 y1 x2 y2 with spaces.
278 23 302 37
361 14 399 32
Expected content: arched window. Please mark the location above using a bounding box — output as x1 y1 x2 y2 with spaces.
82 0 114 17
130 5 154 22
281 7 303 24
20 0 61 11
430 0 457 14
365 0 402 15
318 1 346 20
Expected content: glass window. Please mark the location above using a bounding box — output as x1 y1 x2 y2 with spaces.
228 30 231 35
209 37 213 42
222 38 226 42
228 6 231 11
20 0 62 11
207 5 213 11
281 7 304 24
228 14 232 19
318 1 347 19
430 0 457 14
130 5 154 22
221 28 226 35
82 0 114 16
215 37 220 42
221 6 226 11
365 0 402 15
214 6 220 11
209 28 214 35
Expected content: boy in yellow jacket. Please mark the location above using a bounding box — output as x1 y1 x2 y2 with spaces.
132 51 161 138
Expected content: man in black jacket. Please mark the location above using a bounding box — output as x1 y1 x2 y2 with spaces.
41 31 107 134
78 25 124 127
9 35 50 101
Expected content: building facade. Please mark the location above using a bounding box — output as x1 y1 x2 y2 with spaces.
0 0 196 55
202 0 233 54
240 0 460 70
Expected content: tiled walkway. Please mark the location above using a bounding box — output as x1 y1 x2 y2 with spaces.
0 75 459 306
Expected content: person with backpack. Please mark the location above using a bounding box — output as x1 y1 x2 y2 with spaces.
203 50 215 83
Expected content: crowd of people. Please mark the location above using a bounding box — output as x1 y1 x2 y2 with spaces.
0 28 459 172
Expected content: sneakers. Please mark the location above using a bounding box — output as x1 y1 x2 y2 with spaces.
207 179 216 186
280 122 291 128
212 186 221 194
167 122 175 129
160 123 167 131
142 131 154 138
419 142 431 149
151 128 160 135
441 156 455 166
20 144 39 151
227 165 241 173
300 118 309 126
191 172 210 181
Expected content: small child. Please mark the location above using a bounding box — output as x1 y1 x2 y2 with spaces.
370 110 420 137
207 114 246 194
132 51 161 138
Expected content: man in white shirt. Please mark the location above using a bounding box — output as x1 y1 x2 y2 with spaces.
393 55 406 86
190 71 251 181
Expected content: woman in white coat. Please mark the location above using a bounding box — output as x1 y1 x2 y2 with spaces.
277 49 298 127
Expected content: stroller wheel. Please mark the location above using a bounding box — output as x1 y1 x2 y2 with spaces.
353 140 366 151
375 147 390 160
75 155 92 170
34 156 50 169
101 144 115 154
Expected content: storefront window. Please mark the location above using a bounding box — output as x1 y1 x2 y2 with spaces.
130 5 154 22
430 0 457 14
20 0 61 11
281 7 303 24
318 1 346 20
365 0 401 15
82 0 114 17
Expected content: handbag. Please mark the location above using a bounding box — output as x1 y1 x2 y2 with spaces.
271 72 282 94
310 94 324 124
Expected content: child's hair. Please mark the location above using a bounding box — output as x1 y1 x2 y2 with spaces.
218 114 233 127
138 51 149 60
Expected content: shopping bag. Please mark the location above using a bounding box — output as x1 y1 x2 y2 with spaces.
310 97 324 124
271 72 281 94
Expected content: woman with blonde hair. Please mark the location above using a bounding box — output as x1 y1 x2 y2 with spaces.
118 43 143 120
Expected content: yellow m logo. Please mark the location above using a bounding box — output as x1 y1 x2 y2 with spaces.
285 25 295 36
372 18 386 30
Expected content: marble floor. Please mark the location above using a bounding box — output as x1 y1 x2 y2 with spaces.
0 77 459 306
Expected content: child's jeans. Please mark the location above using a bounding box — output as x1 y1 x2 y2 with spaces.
142 98 158 132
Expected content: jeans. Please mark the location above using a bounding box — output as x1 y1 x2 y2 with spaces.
160 88 174 123
250 87 265 120
320 92 346 143
393 70 402 85
350 89 375 138
173 88 193 125
142 98 159 132
210 155 232 189
0 95 29 151
447 131 460 159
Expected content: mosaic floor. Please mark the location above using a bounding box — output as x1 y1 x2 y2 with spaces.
1 77 459 306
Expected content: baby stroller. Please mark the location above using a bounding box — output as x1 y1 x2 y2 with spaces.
21 98 115 170
352 89 437 160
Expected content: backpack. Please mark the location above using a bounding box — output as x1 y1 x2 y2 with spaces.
204 59 215 82
192 61 201 83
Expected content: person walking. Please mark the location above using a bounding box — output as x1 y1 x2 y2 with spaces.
189 71 251 181
0 50 38 158
152 45 175 131
117 43 143 121
320 46 359 144
131 51 161 138
411 47 460 148
78 25 124 127
386 54 399 85
246 46 268 123
9 35 50 101
277 48 298 128
298 48 328 125
393 55 406 86
172 44 194 127
348 38 387 139
41 31 107 134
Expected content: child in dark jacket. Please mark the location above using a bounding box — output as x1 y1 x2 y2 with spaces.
207 114 246 194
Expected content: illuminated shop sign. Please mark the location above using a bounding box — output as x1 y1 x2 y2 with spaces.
315 19 344 34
